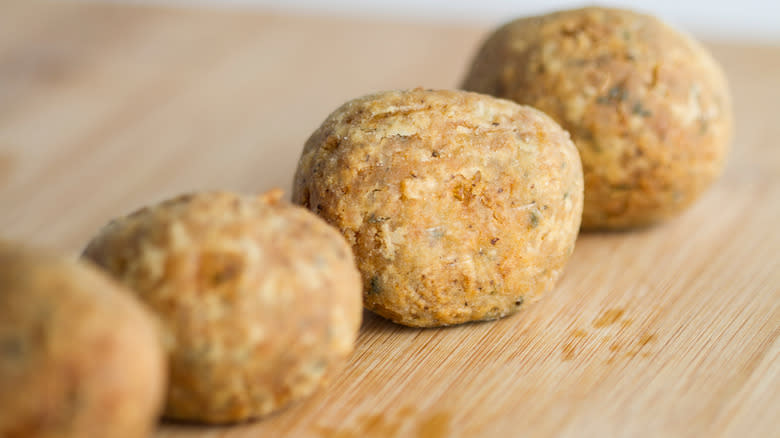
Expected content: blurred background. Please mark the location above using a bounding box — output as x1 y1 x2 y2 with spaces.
2 0 778 252
104 0 780 42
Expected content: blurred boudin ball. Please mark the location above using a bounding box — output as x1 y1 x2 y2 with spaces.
0 241 166 438
293 89 583 327
82 190 362 424
462 7 732 229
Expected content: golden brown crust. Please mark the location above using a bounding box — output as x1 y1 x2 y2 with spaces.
462 7 732 229
82 191 362 424
0 242 166 438
293 89 583 327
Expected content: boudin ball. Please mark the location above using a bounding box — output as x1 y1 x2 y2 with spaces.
82 190 362 424
0 241 166 438
293 89 583 327
462 7 732 229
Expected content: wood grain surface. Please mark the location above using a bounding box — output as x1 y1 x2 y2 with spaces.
0 2 778 437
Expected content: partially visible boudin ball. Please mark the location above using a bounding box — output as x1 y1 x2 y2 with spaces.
0 241 165 438
462 7 732 229
82 190 362 424
293 89 583 327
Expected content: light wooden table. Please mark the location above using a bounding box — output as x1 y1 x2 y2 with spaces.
0 2 778 437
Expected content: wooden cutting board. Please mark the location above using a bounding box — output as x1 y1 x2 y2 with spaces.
0 2 777 437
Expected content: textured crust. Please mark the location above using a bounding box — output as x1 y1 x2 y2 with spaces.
293 89 583 327
82 191 362 424
462 7 732 229
0 242 166 438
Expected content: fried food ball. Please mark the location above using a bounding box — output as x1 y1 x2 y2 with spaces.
293 89 583 327
462 7 732 229
82 190 362 424
0 241 165 438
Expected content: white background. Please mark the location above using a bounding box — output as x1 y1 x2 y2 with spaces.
107 0 780 42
